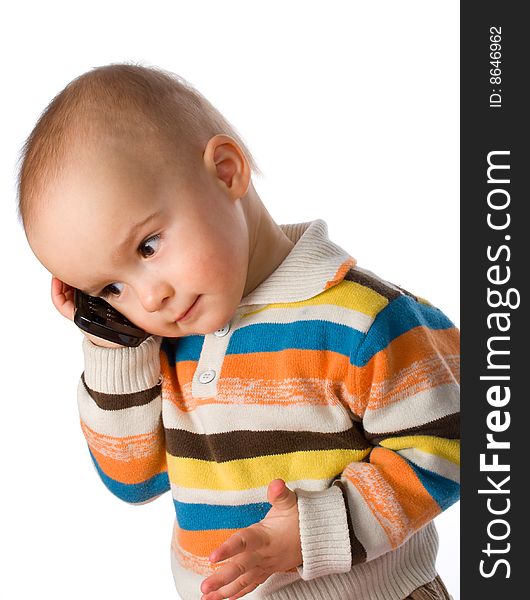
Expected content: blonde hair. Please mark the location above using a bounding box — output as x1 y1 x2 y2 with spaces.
16 61 261 234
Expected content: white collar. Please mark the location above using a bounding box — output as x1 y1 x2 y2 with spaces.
239 219 356 306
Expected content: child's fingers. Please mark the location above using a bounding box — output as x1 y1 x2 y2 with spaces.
51 276 63 305
51 275 60 298
228 579 262 600
50 276 75 321
51 276 68 298
202 551 262 595
202 565 267 600
210 526 267 563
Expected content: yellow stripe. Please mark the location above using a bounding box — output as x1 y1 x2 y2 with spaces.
379 436 460 466
167 448 371 490
242 280 389 320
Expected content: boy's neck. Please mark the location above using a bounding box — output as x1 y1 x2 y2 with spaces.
241 184 295 299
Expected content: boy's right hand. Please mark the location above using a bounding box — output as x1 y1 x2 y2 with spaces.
51 276 126 349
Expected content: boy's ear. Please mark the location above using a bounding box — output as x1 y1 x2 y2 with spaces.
203 134 250 199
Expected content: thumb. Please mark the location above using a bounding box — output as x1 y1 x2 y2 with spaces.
267 479 297 508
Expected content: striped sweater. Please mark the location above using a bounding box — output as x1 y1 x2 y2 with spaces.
77 219 460 600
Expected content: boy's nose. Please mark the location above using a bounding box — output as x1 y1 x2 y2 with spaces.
137 280 173 313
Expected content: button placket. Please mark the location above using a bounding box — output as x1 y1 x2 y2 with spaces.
192 319 235 398
198 369 216 384
214 323 230 337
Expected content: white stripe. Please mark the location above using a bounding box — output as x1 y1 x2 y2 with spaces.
170 548 207 597
162 399 353 434
171 477 331 505
398 448 460 483
240 303 374 333
77 379 162 437
363 383 460 434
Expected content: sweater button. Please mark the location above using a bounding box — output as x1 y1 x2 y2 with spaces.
198 369 216 384
214 323 231 337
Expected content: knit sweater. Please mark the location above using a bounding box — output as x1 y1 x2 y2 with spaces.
77 219 460 600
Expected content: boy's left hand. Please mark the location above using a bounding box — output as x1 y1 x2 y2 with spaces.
200 479 303 600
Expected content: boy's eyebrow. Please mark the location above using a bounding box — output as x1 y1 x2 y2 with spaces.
111 210 163 260
80 210 163 295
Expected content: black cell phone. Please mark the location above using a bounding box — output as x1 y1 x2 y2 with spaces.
73 289 150 347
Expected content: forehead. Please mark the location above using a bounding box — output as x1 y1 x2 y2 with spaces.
52 144 165 231
28 144 169 290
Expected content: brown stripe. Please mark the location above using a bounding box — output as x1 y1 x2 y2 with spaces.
364 412 460 445
343 268 401 301
81 372 162 411
332 479 367 565
165 424 371 461
393 283 418 302
344 268 420 302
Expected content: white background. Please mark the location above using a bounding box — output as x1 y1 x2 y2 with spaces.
1 2 459 599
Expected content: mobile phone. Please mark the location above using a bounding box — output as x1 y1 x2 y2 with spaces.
73 289 150 347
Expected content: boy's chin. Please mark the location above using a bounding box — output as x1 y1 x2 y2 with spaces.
157 321 217 338
155 304 238 338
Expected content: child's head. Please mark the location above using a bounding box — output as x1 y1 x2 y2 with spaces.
18 63 268 336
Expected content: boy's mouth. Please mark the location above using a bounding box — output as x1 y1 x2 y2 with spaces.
174 295 200 322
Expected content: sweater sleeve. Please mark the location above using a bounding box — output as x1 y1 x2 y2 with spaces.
77 335 170 504
295 292 460 580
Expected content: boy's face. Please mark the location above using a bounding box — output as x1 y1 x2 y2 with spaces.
28 138 251 337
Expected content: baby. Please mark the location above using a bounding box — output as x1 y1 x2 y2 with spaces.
18 63 459 600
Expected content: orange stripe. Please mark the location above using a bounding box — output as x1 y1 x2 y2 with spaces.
160 351 196 390
81 420 167 484
364 354 459 412
351 326 460 411
342 447 440 549
222 348 348 380
171 520 235 576
160 353 217 412
160 327 459 415
370 446 441 528
162 374 359 414
342 462 409 548
161 349 353 412
177 525 236 557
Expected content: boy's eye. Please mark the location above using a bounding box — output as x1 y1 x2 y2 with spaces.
100 282 124 299
99 234 161 299
139 234 161 258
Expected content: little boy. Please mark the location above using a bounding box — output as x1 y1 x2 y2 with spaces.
18 63 459 600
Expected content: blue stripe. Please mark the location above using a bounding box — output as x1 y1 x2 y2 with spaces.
174 499 272 530
227 320 364 356
407 460 460 511
89 448 170 504
161 296 455 368
355 295 455 366
161 335 205 364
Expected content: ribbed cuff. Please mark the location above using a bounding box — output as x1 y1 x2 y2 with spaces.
82 335 162 394
295 485 352 581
